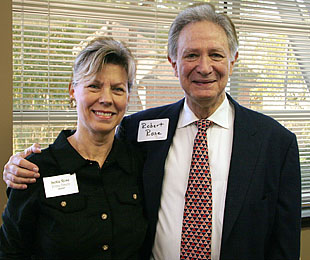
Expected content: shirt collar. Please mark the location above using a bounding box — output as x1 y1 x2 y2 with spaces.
178 94 230 129
49 130 133 174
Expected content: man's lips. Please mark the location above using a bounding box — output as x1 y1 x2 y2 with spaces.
192 79 216 84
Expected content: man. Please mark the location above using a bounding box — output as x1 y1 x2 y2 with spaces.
3 3 301 260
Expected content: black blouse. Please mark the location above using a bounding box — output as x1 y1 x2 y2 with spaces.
0 130 147 260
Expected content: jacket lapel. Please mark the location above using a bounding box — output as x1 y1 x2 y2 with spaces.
221 95 262 245
142 95 262 251
143 99 184 228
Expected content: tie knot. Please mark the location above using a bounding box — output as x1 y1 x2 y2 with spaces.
195 119 212 131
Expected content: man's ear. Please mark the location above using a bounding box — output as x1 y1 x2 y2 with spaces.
229 51 239 76
168 56 178 77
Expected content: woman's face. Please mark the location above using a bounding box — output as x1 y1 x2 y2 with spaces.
70 63 129 137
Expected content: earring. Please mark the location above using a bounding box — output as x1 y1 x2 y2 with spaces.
70 98 77 108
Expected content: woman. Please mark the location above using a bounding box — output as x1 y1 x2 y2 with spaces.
0 37 147 259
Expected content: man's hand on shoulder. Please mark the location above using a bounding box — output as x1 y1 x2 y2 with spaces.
3 143 41 189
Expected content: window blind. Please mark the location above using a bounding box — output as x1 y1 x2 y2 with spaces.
12 0 310 215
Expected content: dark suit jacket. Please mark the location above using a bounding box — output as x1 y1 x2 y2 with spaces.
117 94 301 260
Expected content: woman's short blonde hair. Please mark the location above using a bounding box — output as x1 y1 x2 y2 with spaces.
72 37 136 91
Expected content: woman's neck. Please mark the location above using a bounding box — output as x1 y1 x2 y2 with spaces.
67 129 114 168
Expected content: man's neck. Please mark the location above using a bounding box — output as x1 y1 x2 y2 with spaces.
186 92 226 119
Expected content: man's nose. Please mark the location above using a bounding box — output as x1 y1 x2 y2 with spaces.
196 56 213 75
99 88 113 105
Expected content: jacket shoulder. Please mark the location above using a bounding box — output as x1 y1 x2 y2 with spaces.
125 99 184 121
233 99 296 140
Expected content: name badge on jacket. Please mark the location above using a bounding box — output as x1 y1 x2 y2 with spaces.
137 118 169 142
43 173 79 198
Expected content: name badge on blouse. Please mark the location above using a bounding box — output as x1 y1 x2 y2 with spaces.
137 118 169 142
43 173 79 198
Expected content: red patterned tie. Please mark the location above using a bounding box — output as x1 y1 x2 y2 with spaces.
180 119 212 260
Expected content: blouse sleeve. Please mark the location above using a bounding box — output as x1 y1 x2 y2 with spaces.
0 181 40 259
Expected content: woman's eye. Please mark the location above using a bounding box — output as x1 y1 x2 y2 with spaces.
112 86 126 94
88 85 100 89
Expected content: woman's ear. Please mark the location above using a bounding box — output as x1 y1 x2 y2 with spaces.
68 81 75 100
68 81 77 108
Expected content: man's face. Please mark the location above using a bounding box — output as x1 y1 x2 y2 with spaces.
169 20 238 116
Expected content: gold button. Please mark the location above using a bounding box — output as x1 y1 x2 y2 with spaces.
102 244 109 251
60 201 67 207
132 193 138 200
101 213 108 220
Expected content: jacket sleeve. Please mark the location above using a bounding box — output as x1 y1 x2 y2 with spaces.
116 116 131 142
266 134 301 259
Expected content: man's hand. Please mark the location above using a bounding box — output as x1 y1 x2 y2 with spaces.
3 144 41 189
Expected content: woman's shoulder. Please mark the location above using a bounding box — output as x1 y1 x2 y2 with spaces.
26 146 53 164
26 147 59 178
25 130 74 177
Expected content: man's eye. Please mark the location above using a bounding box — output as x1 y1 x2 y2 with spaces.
185 53 198 59
211 53 224 60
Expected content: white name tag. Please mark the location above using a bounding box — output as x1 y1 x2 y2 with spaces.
43 173 79 198
137 118 169 142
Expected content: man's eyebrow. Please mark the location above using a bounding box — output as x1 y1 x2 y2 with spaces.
209 47 225 53
182 47 226 53
183 48 198 53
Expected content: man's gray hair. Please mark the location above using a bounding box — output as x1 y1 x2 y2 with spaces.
72 36 136 91
168 3 239 61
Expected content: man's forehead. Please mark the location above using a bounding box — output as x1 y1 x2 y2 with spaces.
177 40 230 57
178 22 228 45
181 45 226 53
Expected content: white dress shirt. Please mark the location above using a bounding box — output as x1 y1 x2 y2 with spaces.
151 95 235 260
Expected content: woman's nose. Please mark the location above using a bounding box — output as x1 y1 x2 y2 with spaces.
99 88 113 105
